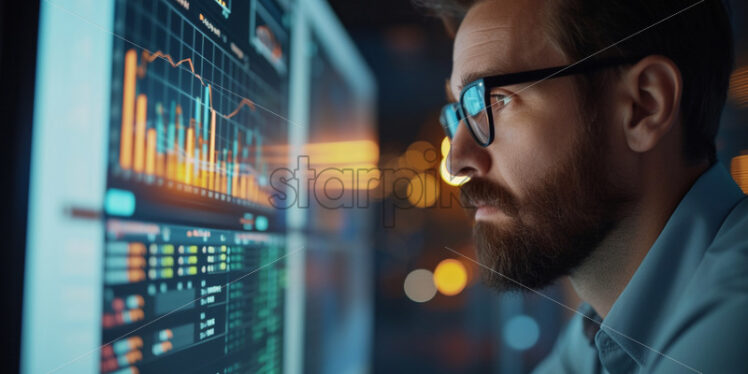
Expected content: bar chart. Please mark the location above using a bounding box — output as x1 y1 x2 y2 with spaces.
109 0 289 209
101 2 290 371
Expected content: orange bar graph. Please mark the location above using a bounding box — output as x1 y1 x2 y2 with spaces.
166 139 175 180
146 129 156 175
116 48 278 204
220 160 227 193
239 175 246 199
175 154 183 182
201 149 208 189
185 127 194 184
232 162 239 197
133 94 148 173
208 110 216 191
120 49 137 170
248 177 255 201
167 153 176 180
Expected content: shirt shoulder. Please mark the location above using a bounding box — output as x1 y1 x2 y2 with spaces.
648 196 748 373
699 195 748 286
649 294 748 374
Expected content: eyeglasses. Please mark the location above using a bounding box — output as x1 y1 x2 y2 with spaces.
440 56 643 147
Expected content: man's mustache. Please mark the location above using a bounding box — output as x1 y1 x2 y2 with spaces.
459 177 519 217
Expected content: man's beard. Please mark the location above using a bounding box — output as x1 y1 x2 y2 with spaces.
459 123 632 292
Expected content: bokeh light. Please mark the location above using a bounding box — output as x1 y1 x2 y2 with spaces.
404 141 439 170
433 259 468 296
441 136 450 158
403 269 437 303
502 315 540 351
439 158 470 186
407 172 440 207
729 66 748 108
730 154 748 194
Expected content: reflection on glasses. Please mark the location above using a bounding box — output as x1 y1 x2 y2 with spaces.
440 55 643 147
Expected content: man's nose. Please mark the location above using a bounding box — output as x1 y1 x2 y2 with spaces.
446 119 491 178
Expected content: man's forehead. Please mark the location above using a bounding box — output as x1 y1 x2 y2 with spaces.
454 0 548 47
449 0 558 96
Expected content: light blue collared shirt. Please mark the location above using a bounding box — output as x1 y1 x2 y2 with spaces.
533 163 748 374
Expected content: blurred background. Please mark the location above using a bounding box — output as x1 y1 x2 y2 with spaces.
2 0 747 373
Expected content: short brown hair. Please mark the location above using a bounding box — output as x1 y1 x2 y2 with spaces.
417 0 734 164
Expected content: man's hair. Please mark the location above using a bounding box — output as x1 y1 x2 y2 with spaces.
417 0 734 164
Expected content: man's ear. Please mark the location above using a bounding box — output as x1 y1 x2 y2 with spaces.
619 55 682 153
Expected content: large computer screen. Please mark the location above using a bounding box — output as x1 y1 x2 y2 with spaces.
21 0 375 373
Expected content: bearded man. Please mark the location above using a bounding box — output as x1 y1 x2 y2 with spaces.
422 0 747 372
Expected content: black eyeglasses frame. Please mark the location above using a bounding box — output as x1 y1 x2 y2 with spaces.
449 55 644 147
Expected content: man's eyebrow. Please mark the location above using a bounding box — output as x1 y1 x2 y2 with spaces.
457 68 508 94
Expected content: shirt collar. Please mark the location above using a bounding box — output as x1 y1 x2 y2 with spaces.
579 303 601 345
585 163 745 369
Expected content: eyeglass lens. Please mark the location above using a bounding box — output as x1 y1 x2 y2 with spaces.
440 104 460 138
462 83 491 145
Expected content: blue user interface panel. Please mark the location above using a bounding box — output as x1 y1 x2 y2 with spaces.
22 0 375 373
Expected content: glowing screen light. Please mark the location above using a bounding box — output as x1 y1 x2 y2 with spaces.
433 259 467 296
729 66 748 108
730 154 748 194
440 158 470 186
439 136 470 186
441 136 450 158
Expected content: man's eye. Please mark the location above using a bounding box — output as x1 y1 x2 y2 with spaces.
490 94 512 109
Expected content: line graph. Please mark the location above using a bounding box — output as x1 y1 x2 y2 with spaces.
109 0 289 209
90 1 293 373
119 48 271 206
138 49 258 118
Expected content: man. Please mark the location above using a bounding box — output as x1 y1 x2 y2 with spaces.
421 0 746 372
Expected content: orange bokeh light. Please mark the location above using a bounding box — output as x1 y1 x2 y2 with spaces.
433 259 468 296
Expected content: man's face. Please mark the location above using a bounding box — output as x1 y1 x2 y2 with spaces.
449 0 632 290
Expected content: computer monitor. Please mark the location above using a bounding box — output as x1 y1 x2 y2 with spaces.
20 0 376 373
